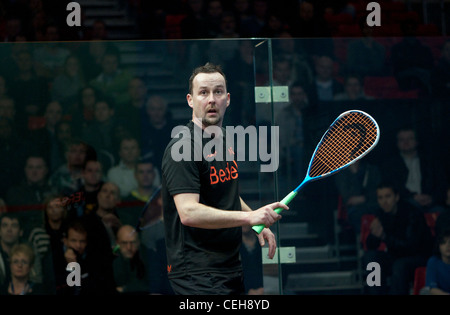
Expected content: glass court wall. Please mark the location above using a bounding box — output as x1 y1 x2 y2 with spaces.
0 35 448 295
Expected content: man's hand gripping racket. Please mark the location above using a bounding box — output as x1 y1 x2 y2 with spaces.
252 110 380 234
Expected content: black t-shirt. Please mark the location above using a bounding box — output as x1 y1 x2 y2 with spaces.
161 121 242 278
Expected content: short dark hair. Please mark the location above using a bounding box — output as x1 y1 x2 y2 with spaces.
189 62 227 95
376 182 399 195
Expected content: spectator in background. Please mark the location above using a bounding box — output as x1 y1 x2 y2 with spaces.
57 218 116 295
240 0 269 38
345 16 387 77
435 186 450 238
276 81 312 195
288 0 333 57
107 136 141 199
380 126 447 213
425 228 450 295
28 101 64 172
231 0 252 34
362 182 433 295
309 55 344 104
71 86 102 138
0 243 47 295
51 54 86 114
224 40 255 126
115 77 148 141
0 96 16 125
273 31 314 88
207 11 240 66
204 0 224 38
333 73 374 101
49 138 90 196
89 48 133 109
118 158 158 227
81 98 118 171
32 24 71 80
69 159 105 218
334 159 382 233
430 39 450 100
0 213 24 286
113 225 149 295
77 41 116 82
180 0 208 39
390 18 434 95
10 156 53 206
141 95 175 170
8 49 50 130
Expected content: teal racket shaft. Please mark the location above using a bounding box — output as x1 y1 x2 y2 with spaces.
252 110 380 234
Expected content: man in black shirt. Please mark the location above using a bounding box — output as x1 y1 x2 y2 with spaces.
161 63 287 295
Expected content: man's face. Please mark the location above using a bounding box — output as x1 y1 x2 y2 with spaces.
135 163 155 188
0 217 22 246
119 139 140 164
187 72 230 128
25 157 48 184
64 228 87 255
376 187 399 214
97 182 120 210
82 160 102 186
117 228 139 259
94 101 114 123
45 102 62 127
397 130 417 155
66 144 87 168
46 198 66 222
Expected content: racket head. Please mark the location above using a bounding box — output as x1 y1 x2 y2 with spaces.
304 110 380 182
135 185 162 231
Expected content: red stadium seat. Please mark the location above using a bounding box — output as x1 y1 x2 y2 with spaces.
412 266 427 295
360 214 387 251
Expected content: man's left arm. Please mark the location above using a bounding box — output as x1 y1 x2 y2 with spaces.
240 197 277 259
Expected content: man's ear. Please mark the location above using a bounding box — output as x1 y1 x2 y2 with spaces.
187 94 193 109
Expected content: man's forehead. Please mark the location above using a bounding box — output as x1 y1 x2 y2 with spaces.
193 73 225 87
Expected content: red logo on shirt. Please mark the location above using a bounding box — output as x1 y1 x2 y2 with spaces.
210 161 238 185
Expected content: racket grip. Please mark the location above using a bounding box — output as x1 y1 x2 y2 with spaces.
252 191 298 234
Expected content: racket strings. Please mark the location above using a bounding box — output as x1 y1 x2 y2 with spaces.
309 112 378 177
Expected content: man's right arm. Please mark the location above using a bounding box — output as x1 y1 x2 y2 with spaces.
173 193 287 230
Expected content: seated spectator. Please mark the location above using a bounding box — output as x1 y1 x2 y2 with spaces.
8 50 50 127
141 95 176 170
56 218 116 295
119 158 158 227
28 101 64 173
115 77 148 140
345 16 387 77
89 48 133 109
81 98 118 171
32 24 71 80
309 55 344 105
70 85 102 138
333 73 375 101
0 213 50 292
113 225 150 295
67 159 105 219
50 54 86 114
49 138 91 196
362 182 433 295
390 18 434 95
380 126 447 213
5 154 55 236
0 243 47 295
425 228 450 295
107 136 141 199
334 159 382 233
